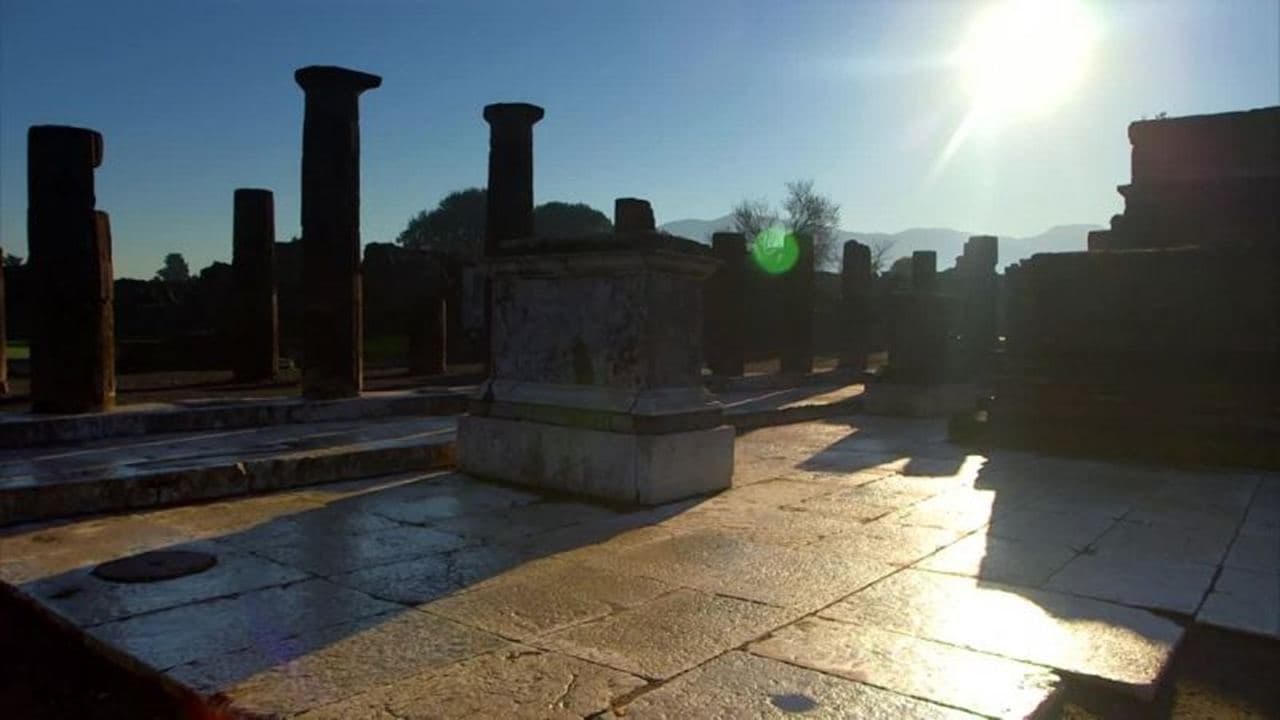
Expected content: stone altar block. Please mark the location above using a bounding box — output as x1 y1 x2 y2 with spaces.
457 232 734 505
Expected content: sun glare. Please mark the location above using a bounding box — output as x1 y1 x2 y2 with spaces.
958 0 1097 121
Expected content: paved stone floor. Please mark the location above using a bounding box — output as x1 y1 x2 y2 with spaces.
1 415 1277 718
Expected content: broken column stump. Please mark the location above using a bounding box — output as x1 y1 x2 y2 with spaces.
706 232 746 377
231 188 279 382
28 125 115 413
459 225 733 505
956 235 999 381
779 233 816 374
840 239 873 373
296 65 381 399
615 198 656 233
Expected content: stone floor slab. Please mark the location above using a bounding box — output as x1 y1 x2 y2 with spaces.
0 514 194 584
1087 519 1236 566
327 544 532 605
750 616 1061 719
916 533 1078 587
987 507 1118 550
425 563 672 640
594 529 897 610
19 540 308 626
539 589 795 680
169 608 505 716
1223 526 1280 573
1197 568 1280 639
808 522 964 567
607 650 981 719
252 524 473 576
1044 553 1217 614
820 568 1182 698
297 646 646 720
87 578 399 671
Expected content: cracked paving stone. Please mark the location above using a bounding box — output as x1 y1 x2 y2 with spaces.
349 474 543 525
539 589 796 680
590 529 897 611
808 522 964 567
20 540 308 626
660 502 865 548
87 578 399 671
1085 519 1236 566
750 617 1061 719
888 489 998 533
169 608 506 717
296 646 644 720
430 501 619 543
605 650 981 719
820 568 1182 698
1044 552 1217 614
1196 567 1280 639
424 562 672 640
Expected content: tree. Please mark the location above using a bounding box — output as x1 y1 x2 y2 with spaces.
534 202 612 237
730 198 777 245
155 253 191 283
396 187 487 261
731 180 841 267
396 188 612 260
869 238 897 275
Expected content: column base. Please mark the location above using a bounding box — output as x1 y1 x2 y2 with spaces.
457 414 733 505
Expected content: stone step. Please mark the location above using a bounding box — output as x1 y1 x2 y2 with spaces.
0 388 470 449
721 384 865 430
0 416 457 526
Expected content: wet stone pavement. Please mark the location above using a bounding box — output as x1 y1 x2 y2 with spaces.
1 415 1278 719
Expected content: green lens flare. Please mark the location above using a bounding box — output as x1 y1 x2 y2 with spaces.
751 226 799 275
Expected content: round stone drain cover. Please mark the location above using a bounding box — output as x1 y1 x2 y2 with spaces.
92 550 217 583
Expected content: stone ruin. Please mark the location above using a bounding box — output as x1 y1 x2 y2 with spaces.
964 106 1280 467
457 108 733 503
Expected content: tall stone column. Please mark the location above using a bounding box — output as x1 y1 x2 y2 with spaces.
483 103 544 255
28 126 115 413
408 296 447 376
707 232 746 377
295 66 381 399
231 188 278 382
840 239 873 372
958 235 998 379
779 233 815 374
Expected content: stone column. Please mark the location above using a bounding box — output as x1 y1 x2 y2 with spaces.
958 235 998 379
840 239 873 372
615 198 655 233
779 233 815 374
295 65 381 399
483 103 545 255
912 250 937 294
707 232 746 377
0 249 7 396
231 188 278 382
28 126 115 414
408 296 447 376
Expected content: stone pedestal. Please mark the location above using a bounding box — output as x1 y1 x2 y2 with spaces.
458 231 733 505
28 125 115 414
707 232 746 377
296 65 381 399
840 239 872 372
779 233 815 374
231 188 278 382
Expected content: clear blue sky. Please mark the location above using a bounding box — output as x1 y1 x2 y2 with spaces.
2 0 1277 278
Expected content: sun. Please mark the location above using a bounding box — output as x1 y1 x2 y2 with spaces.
957 0 1097 121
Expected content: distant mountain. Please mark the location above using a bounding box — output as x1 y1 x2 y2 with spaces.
659 215 1099 269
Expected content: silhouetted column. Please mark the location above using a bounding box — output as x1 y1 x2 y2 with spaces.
0 249 6 396
707 232 746 377
840 239 873 372
295 65 381 399
779 233 815 374
958 235 999 379
912 251 937 294
615 198 655 232
28 126 115 413
483 103 544 254
232 189 278 382
408 296 447 376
